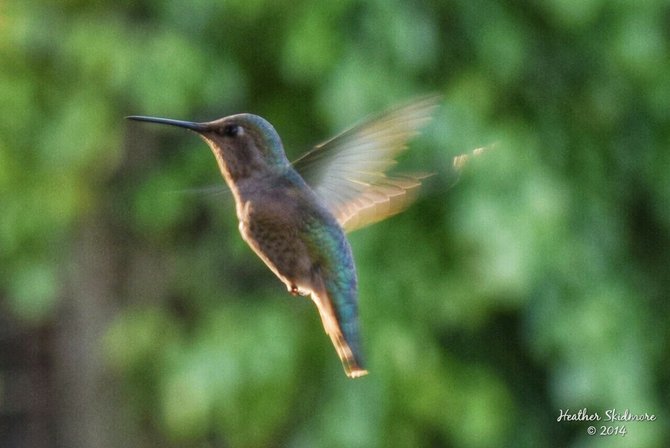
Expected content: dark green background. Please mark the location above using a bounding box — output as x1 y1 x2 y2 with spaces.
1 0 668 447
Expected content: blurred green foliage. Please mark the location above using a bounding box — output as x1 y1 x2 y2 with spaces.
1 0 669 447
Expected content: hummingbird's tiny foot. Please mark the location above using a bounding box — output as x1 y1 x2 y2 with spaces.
289 284 309 296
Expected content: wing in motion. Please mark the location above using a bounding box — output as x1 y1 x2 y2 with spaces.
293 96 441 233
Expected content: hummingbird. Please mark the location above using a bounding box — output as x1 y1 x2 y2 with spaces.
127 96 451 378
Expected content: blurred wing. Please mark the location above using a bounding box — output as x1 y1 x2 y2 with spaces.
447 145 494 186
293 95 440 233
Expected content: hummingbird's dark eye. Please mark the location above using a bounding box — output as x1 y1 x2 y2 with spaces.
221 124 242 137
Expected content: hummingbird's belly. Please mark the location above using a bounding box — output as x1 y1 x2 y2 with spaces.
236 197 356 297
237 200 318 293
240 224 310 294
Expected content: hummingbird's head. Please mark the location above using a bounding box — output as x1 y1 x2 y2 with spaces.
197 114 291 182
127 113 291 184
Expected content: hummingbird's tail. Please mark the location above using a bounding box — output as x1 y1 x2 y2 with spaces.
310 289 368 378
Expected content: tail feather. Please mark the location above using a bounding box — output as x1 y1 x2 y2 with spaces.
310 291 368 378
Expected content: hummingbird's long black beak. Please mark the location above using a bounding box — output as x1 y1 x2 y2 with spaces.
126 116 207 132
